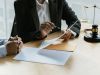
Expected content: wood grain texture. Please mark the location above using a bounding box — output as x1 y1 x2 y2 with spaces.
0 23 100 75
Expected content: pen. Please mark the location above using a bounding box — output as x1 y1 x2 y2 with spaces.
46 20 79 39
39 20 79 49
55 20 79 39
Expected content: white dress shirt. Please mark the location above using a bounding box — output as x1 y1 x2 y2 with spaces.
36 0 50 25
36 0 76 37
0 45 7 57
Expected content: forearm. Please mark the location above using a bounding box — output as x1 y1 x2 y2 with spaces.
62 0 81 37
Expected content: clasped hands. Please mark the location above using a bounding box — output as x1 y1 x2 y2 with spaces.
40 21 74 41
6 35 23 55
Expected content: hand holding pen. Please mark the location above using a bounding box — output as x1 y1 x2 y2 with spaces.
57 20 79 42
40 20 78 42
40 22 55 38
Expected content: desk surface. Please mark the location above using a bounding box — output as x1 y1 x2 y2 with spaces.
0 23 100 75
24 32 77 52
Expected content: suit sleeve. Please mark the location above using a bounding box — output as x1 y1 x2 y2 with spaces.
62 0 81 37
11 0 46 43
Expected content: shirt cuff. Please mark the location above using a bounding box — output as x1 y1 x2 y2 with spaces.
69 30 77 37
0 45 7 57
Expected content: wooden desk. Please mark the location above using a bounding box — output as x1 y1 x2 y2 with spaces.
0 23 100 75
24 32 77 52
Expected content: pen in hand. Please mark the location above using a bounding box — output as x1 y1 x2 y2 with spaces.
41 20 78 39
52 20 79 40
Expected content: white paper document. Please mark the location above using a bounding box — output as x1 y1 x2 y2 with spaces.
14 47 72 65
38 38 59 49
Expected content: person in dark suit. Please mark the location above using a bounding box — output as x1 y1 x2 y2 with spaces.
11 0 81 43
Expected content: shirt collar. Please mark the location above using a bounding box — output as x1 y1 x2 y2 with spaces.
36 0 48 5
36 0 49 8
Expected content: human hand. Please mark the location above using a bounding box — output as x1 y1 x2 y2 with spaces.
6 35 23 56
40 22 55 37
60 30 74 42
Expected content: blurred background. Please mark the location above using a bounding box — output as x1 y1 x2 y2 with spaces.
0 0 15 39
0 0 100 39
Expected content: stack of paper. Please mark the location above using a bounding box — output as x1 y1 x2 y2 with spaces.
14 35 74 65
14 47 72 65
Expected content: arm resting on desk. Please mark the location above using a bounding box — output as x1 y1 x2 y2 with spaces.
62 0 81 37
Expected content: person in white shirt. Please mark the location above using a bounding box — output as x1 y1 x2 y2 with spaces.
0 36 23 57
11 0 81 43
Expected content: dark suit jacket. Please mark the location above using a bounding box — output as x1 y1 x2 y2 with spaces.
11 0 81 43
